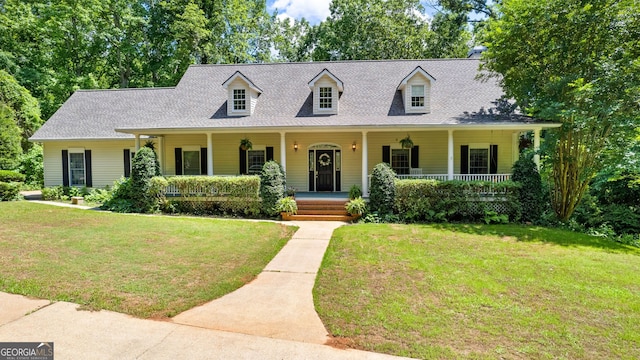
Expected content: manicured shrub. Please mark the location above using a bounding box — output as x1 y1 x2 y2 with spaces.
260 160 286 216
0 170 25 183
162 175 261 216
143 140 162 176
130 147 158 213
102 177 135 212
511 155 543 222
41 186 64 200
395 179 521 223
369 163 396 216
0 181 21 201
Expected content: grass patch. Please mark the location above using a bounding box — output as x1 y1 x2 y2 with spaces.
315 223 640 359
0 202 295 318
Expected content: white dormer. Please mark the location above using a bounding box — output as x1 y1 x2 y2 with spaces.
397 66 436 114
308 69 344 115
222 71 262 116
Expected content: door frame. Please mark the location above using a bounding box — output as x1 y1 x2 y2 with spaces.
308 143 342 192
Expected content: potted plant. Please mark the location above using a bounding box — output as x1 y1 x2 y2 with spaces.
399 135 414 149
239 138 253 150
345 196 367 220
275 196 297 220
286 186 297 198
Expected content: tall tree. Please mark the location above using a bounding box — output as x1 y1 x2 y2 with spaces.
312 0 468 61
482 0 640 221
0 70 43 152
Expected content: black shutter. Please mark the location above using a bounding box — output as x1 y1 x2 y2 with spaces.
239 148 247 174
382 146 390 164
124 149 131 178
175 148 182 175
84 150 92 187
461 145 469 174
411 145 419 168
62 150 69 187
490 145 498 174
308 150 314 191
200 148 207 175
266 146 274 161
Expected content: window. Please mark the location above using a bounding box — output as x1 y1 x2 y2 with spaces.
319 87 332 109
469 148 489 174
391 149 410 175
183 150 200 175
69 152 85 186
411 85 425 108
247 150 265 174
233 89 246 111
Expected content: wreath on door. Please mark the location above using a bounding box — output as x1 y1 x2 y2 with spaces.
318 153 332 167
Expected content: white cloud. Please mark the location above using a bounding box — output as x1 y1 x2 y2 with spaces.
269 0 331 25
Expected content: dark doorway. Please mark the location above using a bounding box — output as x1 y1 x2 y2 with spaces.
315 151 334 191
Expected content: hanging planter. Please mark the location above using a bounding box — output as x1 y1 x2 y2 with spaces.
239 138 253 151
399 135 414 149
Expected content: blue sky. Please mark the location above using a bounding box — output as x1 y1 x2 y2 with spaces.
266 0 443 25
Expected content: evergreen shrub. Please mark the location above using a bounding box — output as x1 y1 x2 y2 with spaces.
369 163 396 216
260 161 285 216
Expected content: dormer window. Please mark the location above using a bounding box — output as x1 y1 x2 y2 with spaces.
233 89 246 111
411 85 425 108
308 69 343 115
222 71 262 116
398 66 436 114
319 87 332 109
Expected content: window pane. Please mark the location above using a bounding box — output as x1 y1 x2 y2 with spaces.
319 87 332 109
469 148 489 174
391 149 409 175
183 151 200 175
248 150 265 174
411 85 424 96
69 153 85 186
233 89 246 110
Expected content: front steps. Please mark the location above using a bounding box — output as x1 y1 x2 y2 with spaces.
284 199 357 222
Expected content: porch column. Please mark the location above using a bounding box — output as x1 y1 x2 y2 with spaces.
280 132 286 172
361 131 369 196
533 128 541 170
134 134 140 151
206 132 213 176
157 136 164 175
447 130 454 180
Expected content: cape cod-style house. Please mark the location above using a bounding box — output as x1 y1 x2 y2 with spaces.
30 59 560 195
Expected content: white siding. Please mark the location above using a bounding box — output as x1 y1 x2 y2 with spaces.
312 75 339 115
402 72 431 114
43 140 140 188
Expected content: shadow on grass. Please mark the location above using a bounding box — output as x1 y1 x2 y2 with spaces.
428 223 640 254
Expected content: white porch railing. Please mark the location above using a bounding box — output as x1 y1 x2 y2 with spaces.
164 175 238 197
395 174 512 182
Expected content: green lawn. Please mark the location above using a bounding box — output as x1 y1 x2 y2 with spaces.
314 224 640 359
0 202 295 318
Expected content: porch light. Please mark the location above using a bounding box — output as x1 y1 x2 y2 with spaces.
294 141 298 152
352 141 357 151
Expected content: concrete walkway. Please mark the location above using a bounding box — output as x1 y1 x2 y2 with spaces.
172 221 345 344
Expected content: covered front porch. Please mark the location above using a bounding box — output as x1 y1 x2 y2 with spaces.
128 126 546 195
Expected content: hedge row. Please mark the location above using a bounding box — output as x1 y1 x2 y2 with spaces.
394 179 521 223
158 176 261 216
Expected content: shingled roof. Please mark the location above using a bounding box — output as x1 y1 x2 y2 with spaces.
31 59 546 141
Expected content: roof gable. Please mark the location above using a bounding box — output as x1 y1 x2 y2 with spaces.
397 66 436 91
308 69 344 92
222 71 263 94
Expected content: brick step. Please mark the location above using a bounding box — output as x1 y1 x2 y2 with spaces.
297 209 349 216
295 200 348 205
297 204 347 211
285 214 356 222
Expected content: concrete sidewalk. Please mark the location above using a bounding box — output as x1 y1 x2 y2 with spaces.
0 293 411 360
